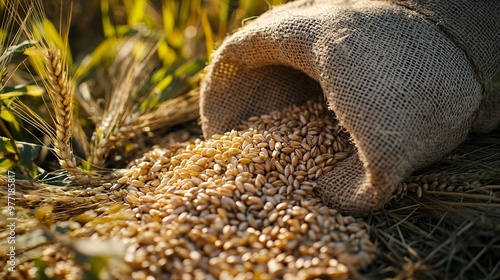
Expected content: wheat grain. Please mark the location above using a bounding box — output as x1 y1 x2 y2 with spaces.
4 91 381 279
45 97 374 279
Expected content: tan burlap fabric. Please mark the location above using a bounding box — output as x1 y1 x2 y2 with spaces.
200 0 500 215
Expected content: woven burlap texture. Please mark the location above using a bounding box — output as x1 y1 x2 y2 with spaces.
200 0 500 215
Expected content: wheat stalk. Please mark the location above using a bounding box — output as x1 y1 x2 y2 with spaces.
44 50 76 171
88 88 200 167
89 112 141 168
1 0 93 184
138 87 200 131
40 48 92 184
1 0 24 90
88 37 159 168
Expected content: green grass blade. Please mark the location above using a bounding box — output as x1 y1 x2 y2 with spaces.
74 38 119 80
100 0 116 38
127 0 147 27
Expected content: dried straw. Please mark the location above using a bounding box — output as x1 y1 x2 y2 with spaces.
363 130 500 279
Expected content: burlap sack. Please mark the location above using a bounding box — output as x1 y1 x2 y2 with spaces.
200 0 500 215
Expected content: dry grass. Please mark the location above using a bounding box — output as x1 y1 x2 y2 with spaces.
362 130 500 279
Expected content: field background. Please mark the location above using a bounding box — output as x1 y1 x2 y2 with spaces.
1 0 289 175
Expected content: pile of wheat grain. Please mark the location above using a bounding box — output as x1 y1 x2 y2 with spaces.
9 97 375 279
6 95 499 279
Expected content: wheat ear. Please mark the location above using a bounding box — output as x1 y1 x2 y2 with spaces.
44 49 87 182
88 38 159 168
